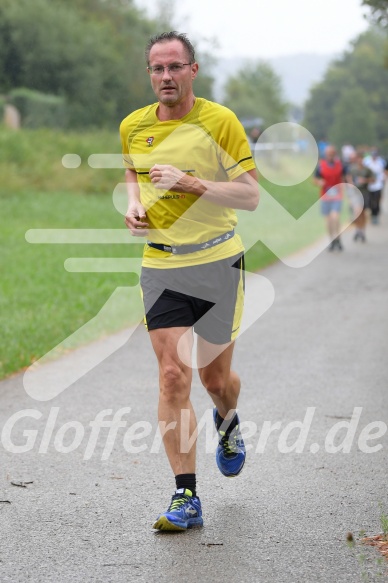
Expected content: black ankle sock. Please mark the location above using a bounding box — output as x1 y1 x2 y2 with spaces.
216 411 238 434
175 473 196 496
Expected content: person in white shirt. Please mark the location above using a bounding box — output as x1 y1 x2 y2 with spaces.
363 149 388 224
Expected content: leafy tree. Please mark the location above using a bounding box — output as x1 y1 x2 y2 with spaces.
362 0 388 28
329 86 377 146
0 0 156 127
222 61 288 127
303 29 388 149
303 66 353 141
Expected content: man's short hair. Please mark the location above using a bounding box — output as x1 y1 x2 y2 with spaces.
145 31 196 65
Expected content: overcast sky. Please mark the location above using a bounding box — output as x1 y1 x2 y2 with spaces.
134 0 369 59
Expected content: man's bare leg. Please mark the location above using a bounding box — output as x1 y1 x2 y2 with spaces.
197 339 239 420
354 207 366 239
149 326 203 531
149 326 197 475
326 211 340 240
197 337 246 477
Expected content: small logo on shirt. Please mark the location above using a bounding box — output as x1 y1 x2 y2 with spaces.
146 136 154 147
157 194 186 200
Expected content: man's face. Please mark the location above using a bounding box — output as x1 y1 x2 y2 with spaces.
148 40 198 107
325 146 336 162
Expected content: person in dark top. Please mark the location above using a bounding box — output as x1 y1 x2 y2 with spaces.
346 152 374 242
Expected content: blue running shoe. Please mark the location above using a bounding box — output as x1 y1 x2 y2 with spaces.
213 408 246 477
153 489 203 531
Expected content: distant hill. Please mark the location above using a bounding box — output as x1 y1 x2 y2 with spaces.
211 53 336 106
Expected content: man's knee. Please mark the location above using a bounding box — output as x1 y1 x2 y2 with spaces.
160 364 190 402
199 370 227 399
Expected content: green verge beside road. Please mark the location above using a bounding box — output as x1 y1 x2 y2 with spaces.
1 128 324 379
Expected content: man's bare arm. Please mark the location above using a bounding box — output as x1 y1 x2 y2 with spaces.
124 168 149 236
149 165 259 211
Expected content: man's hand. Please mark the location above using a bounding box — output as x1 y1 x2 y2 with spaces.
124 203 149 236
149 164 206 196
314 177 325 189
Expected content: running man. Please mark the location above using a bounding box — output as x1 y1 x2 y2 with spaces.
346 152 374 242
120 32 259 531
314 145 346 251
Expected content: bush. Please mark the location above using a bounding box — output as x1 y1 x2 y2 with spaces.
8 87 67 128
0 127 122 194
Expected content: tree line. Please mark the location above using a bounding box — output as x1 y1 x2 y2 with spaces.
1 0 387 142
0 0 290 130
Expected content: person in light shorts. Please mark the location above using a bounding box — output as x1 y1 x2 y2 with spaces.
314 145 346 251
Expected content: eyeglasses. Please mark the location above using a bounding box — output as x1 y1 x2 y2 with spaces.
147 63 192 75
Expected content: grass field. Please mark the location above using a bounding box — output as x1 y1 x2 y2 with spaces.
1 128 323 379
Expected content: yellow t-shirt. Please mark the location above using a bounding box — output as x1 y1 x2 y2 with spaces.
120 98 256 268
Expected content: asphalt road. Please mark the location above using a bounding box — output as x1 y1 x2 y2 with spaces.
1 208 387 583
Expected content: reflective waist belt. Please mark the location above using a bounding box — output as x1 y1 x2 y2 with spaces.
147 230 235 255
